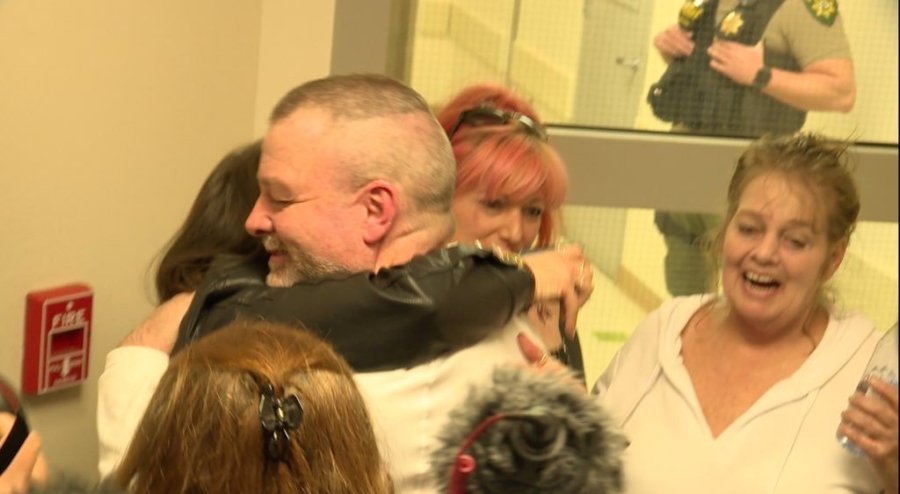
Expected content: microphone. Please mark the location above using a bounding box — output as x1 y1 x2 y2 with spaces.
432 367 627 494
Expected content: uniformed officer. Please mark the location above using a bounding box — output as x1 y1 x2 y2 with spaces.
648 0 855 296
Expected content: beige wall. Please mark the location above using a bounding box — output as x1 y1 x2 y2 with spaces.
0 0 333 481
254 0 336 135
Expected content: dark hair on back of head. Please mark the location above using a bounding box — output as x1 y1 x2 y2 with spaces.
154 141 264 303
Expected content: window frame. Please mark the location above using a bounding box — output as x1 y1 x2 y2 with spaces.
330 0 898 222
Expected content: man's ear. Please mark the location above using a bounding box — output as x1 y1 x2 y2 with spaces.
356 180 397 245
822 237 848 282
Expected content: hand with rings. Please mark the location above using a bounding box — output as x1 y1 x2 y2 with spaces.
528 301 562 350
516 332 585 391
575 260 587 291
537 352 551 367
522 244 594 337
517 332 563 372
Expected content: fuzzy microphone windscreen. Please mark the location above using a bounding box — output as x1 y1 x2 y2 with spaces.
431 367 627 494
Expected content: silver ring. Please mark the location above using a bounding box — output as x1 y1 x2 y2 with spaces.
576 262 586 290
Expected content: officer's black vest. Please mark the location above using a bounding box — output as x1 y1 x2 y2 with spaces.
647 0 805 137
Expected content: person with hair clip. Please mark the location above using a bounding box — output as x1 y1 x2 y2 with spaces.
594 133 898 493
116 319 392 494
434 83 587 380
100 137 592 477
431 363 627 494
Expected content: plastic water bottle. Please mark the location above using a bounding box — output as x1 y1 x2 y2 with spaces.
836 323 898 456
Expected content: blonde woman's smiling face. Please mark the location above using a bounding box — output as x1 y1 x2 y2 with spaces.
721 173 845 331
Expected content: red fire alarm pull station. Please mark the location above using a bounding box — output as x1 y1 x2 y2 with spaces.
23 283 93 395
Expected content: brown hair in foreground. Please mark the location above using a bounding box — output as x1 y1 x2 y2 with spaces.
117 320 392 494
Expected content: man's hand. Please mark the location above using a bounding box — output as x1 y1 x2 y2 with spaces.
837 377 899 493
522 245 594 338
707 39 765 86
119 292 194 354
654 24 694 63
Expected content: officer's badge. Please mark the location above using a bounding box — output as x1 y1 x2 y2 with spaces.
718 11 744 37
803 0 838 26
678 0 708 31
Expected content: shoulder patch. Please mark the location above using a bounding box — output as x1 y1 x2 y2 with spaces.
803 0 838 26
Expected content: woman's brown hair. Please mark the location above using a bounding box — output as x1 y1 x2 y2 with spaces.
154 141 265 303
117 320 392 494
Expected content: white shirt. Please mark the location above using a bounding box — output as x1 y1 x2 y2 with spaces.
96 345 168 479
97 317 538 493
356 316 535 493
594 295 883 494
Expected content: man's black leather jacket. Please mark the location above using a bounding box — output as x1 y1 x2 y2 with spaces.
174 245 535 371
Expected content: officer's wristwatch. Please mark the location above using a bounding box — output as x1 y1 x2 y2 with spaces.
752 66 772 89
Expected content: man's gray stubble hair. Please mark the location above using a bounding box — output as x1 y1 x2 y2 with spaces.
270 74 456 219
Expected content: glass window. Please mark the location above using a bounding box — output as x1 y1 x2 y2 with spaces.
355 0 899 384
408 0 898 144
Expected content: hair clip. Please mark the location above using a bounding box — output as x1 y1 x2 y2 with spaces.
258 383 304 462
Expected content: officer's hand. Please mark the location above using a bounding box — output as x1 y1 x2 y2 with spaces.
654 24 694 62
708 39 764 86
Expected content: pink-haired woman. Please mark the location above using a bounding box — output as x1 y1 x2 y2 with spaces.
436 84 587 373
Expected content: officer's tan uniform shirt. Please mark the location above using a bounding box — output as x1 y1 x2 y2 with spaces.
716 0 851 67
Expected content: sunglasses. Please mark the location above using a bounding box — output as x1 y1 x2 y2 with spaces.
0 376 29 474
448 106 549 142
